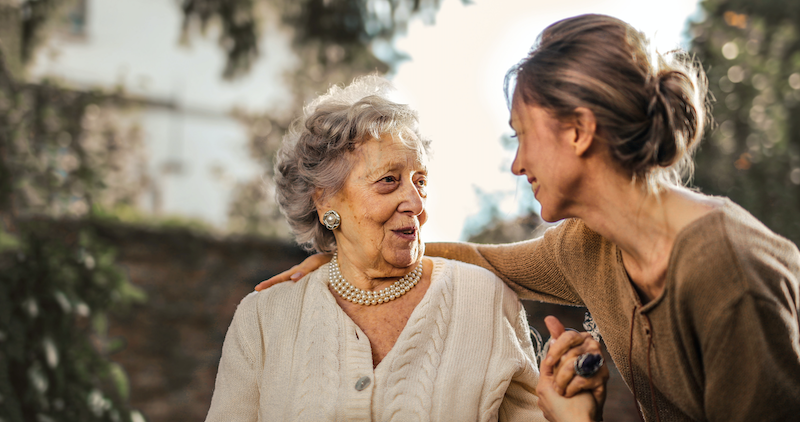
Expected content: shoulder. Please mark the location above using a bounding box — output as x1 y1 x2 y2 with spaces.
431 257 506 289
434 256 499 279
234 267 329 325
543 219 617 283
670 198 800 308
555 218 615 257
430 257 524 317
717 200 800 264
475 218 613 267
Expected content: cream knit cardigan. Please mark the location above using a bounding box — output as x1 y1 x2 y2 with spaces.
205 257 545 422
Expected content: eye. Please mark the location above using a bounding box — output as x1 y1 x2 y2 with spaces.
380 176 398 183
415 176 428 197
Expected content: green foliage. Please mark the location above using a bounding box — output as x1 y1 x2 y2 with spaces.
211 0 464 236
90 203 218 234
180 0 453 79
690 0 800 244
1 32 147 422
0 48 148 221
0 224 146 422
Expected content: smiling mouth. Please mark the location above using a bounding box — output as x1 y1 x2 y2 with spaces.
528 177 540 196
393 227 418 238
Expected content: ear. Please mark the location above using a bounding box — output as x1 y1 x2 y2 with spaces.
312 188 328 220
570 107 597 157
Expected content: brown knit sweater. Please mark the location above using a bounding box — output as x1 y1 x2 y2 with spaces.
426 198 800 422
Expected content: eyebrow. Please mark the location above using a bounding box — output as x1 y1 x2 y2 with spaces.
366 159 427 179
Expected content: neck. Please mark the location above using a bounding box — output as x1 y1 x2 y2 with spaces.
573 175 718 301
580 181 672 260
334 251 421 291
330 252 423 306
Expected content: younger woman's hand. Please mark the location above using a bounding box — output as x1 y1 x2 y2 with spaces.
538 315 608 419
254 253 332 291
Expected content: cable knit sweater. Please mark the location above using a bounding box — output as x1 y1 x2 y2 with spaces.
205 257 546 422
426 198 800 422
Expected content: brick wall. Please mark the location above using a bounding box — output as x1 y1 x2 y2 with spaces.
94 223 308 421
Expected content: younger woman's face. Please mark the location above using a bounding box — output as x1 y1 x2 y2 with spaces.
509 96 582 222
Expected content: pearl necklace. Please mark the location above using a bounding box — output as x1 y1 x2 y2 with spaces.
329 252 422 306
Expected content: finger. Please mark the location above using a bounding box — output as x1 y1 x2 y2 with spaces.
554 332 595 360
534 375 556 420
541 316 566 370
550 338 603 393
563 375 592 398
544 315 566 339
552 354 581 394
254 253 333 291
539 339 557 377
555 337 602 369
559 354 609 398
543 330 590 368
288 253 332 282
591 368 608 409
562 367 606 398
593 373 607 418
589 364 609 402
255 267 299 291
306 253 333 270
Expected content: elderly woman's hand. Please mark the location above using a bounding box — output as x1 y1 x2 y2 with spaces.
537 316 608 420
254 253 332 291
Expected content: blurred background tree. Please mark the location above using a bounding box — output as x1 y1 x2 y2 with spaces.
179 0 455 237
1 6 148 417
690 0 800 245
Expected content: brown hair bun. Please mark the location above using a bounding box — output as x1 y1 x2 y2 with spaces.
507 14 709 191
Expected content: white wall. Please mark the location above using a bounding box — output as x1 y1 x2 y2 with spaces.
30 0 297 228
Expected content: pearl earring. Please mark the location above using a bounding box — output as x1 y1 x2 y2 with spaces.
322 210 341 230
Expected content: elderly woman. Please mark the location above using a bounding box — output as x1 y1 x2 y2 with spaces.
205 76 554 421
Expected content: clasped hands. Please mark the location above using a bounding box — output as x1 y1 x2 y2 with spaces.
537 315 609 422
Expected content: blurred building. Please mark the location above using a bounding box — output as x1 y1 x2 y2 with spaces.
29 0 296 228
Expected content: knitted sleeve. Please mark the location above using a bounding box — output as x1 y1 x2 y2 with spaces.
702 291 800 421
670 206 800 422
498 298 547 422
694 216 800 421
205 292 261 422
425 221 582 305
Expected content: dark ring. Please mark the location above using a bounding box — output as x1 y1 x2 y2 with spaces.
574 353 604 377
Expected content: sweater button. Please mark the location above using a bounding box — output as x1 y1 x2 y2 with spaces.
355 376 371 391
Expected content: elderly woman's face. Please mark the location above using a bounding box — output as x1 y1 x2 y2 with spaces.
322 133 428 273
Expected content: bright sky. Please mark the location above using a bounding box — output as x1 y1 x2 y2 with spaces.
391 0 701 241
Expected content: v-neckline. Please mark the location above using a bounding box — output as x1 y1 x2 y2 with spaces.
320 257 444 372
615 198 730 312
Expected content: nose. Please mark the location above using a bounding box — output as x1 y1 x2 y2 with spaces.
398 180 425 216
511 148 524 176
